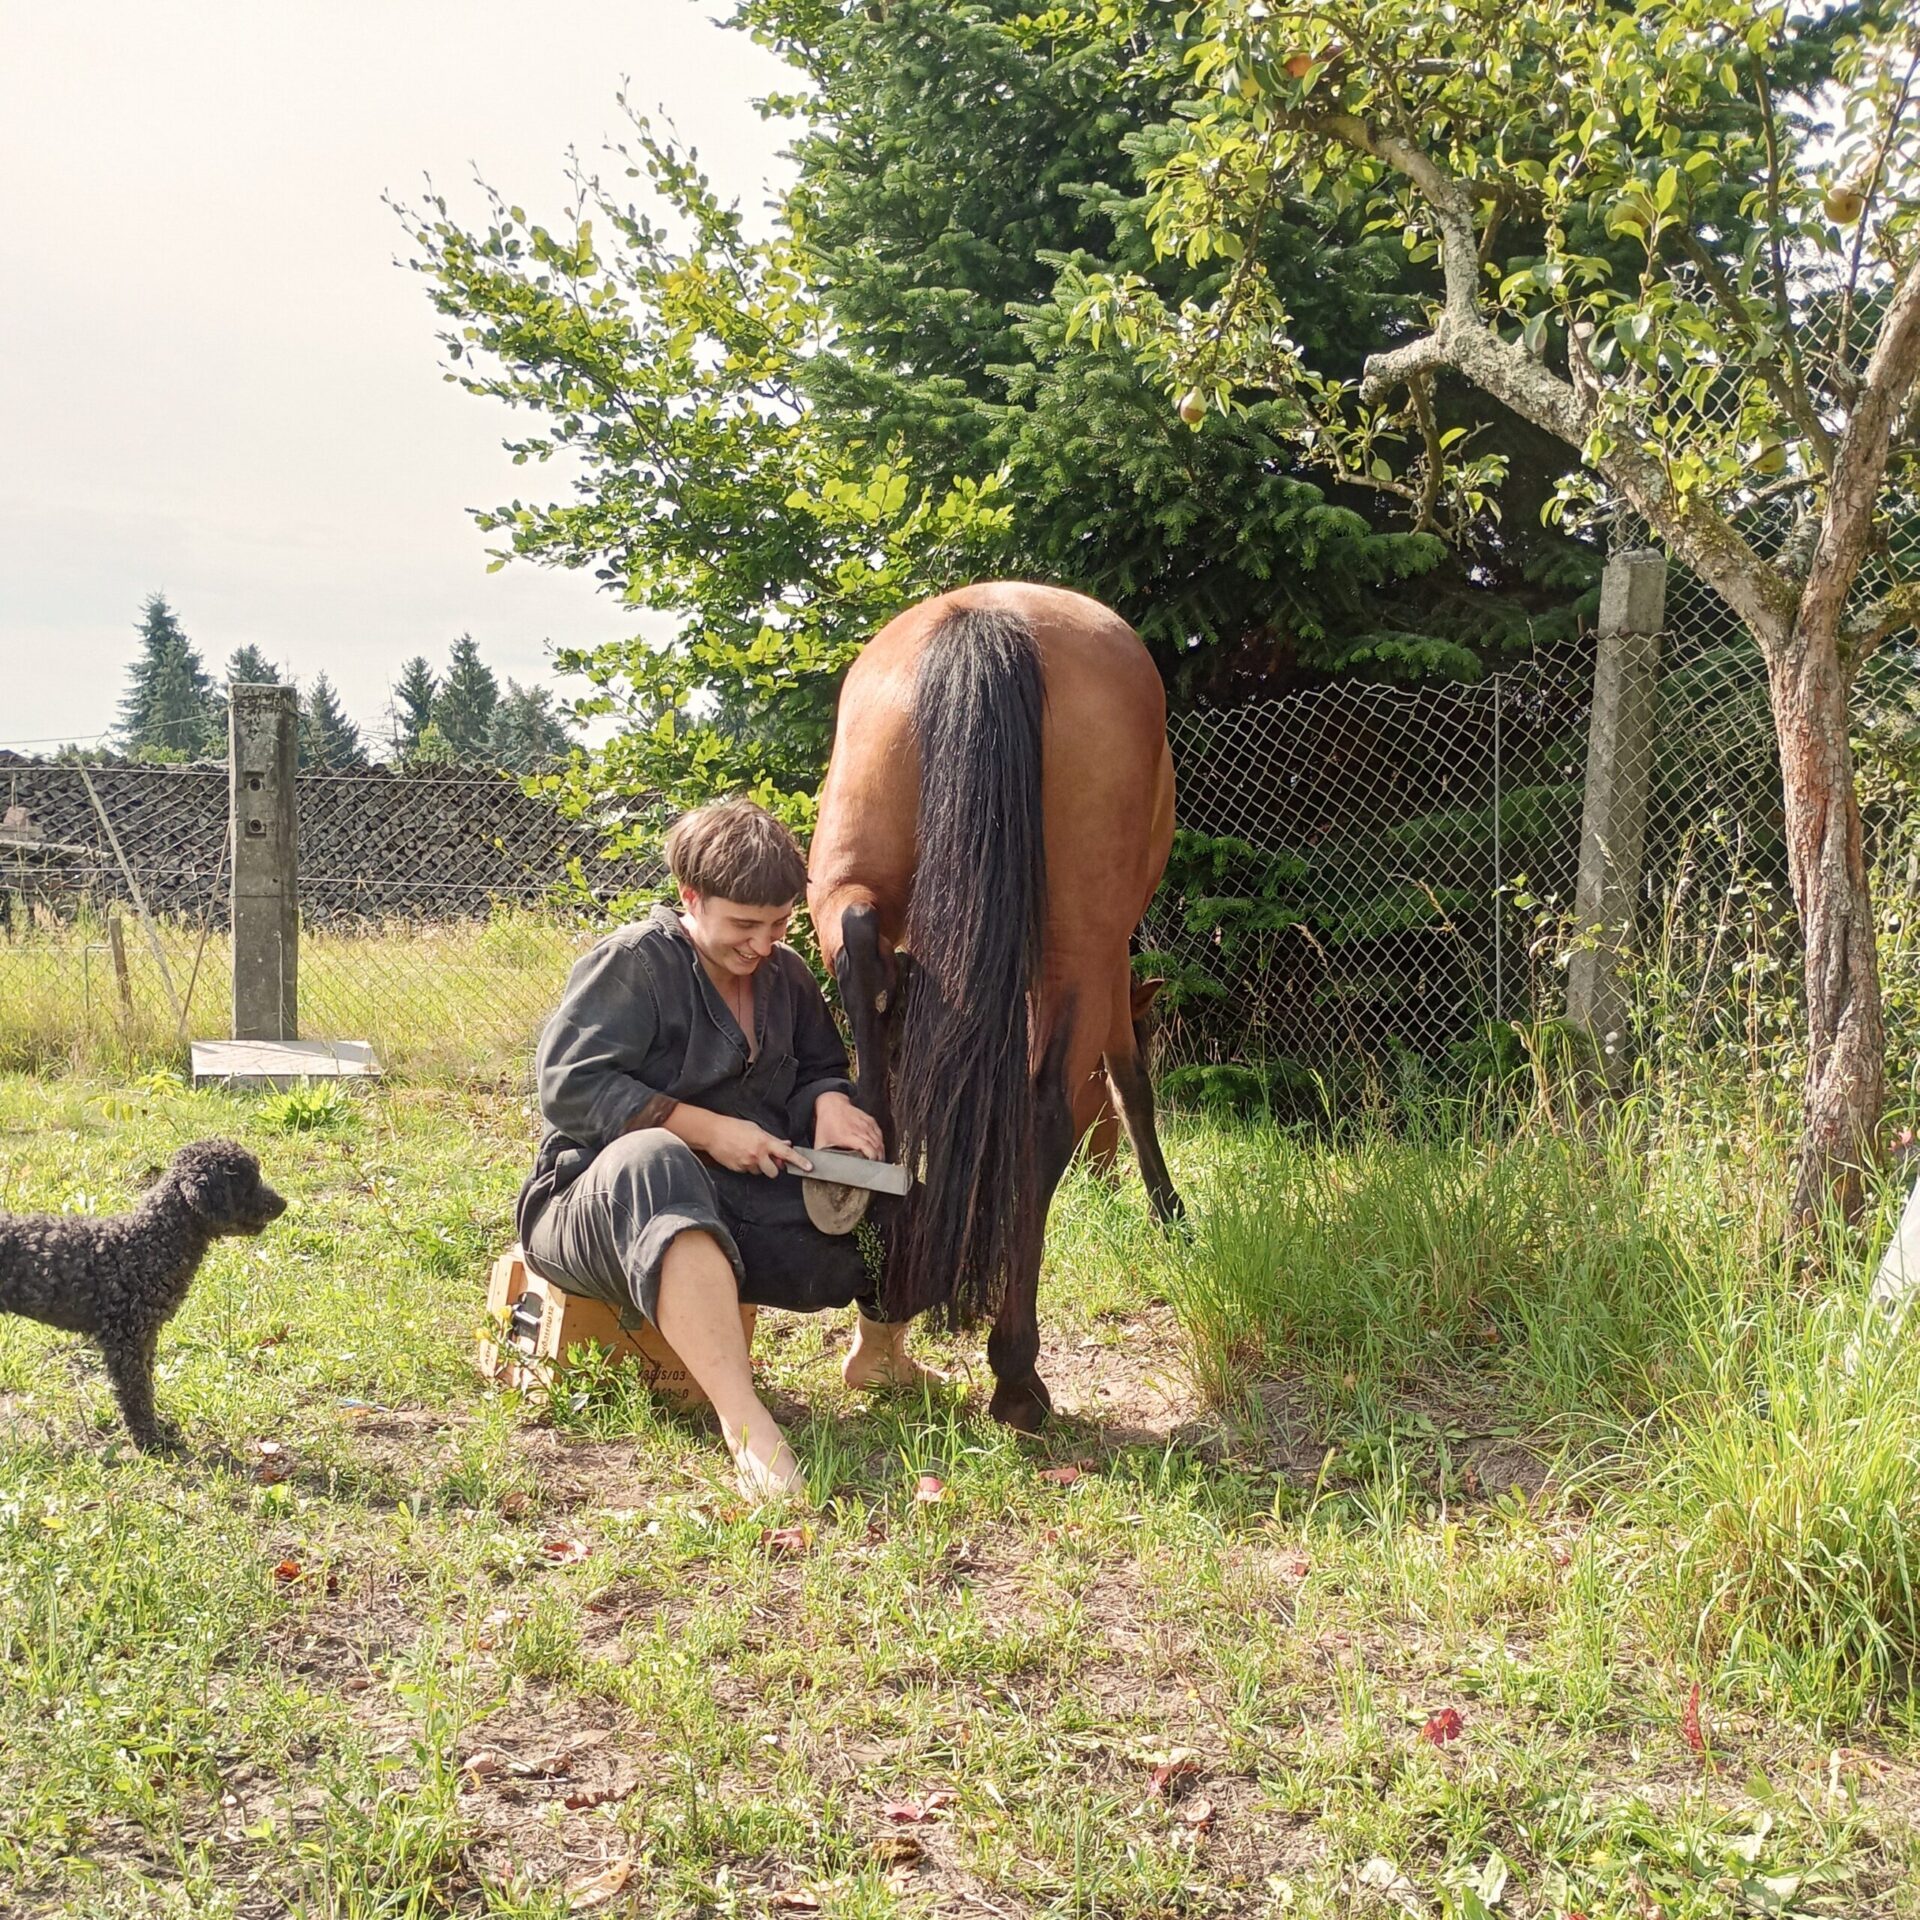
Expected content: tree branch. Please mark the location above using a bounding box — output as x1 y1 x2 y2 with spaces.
1675 228 1835 471
1752 62 1820 438
1800 251 1920 659
1407 371 1443 533
1841 581 1920 654
1294 103 1797 647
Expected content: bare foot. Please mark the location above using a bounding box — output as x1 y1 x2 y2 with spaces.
842 1314 946 1392
725 1405 810 1504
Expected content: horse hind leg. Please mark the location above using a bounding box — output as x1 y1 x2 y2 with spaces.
1079 1094 1122 1180
1103 1044 1185 1226
986 1019 1079 1433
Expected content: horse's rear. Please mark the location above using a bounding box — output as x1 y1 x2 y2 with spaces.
810 582 1179 1428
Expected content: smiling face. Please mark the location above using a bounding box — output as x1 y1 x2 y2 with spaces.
678 890 796 980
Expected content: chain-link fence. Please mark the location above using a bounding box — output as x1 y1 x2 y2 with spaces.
5 565 1915 1101
1139 627 1791 1107
0 759 663 1082
1141 477 1919 1111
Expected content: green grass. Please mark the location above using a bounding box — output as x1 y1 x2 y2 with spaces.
0 909 595 1083
2 1070 1920 1916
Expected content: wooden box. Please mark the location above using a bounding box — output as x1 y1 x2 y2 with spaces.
479 1246 755 1411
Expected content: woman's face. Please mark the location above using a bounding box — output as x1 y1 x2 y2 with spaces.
679 890 795 978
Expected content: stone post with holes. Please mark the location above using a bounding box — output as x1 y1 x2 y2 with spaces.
229 684 299 1041
1565 549 1667 1080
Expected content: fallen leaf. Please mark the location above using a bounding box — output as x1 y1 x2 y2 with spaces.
914 1473 947 1504
770 1893 821 1913
881 1799 932 1823
1037 1465 1082 1486
1180 1796 1216 1830
1421 1707 1465 1746
539 1537 591 1565
1147 1748 1205 1797
1682 1679 1706 1754
762 1524 812 1557
563 1771 639 1811
871 1834 924 1867
566 1857 632 1907
462 1748 505 1783
924 1789 957 1811
1358 1855 1419 1899
1279 1554 1311 1579
271 1558 303 1584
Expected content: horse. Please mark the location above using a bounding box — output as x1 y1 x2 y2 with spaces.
808 581 1183 1430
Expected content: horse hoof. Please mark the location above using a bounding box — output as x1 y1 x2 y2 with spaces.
989 1375 1052 1433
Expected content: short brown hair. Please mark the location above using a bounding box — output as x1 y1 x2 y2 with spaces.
663 797 807 905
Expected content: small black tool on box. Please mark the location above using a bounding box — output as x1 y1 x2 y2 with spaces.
789 1148 913 1235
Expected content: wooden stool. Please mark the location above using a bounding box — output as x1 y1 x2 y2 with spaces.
479 1245 755 1411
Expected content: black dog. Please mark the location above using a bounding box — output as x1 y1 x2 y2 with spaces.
0 1139 286 1453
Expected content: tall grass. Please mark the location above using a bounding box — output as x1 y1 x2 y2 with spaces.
1153 1060 1920 1718
0 907 594 1082
1633 1282 1920 1716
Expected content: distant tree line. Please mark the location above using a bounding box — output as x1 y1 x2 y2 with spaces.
109 593 576 771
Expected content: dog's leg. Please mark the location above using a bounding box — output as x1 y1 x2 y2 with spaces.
98 1326 183 1454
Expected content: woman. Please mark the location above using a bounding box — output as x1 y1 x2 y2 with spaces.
516 798 926 1500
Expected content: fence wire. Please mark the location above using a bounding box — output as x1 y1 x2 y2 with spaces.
0 760 663 1082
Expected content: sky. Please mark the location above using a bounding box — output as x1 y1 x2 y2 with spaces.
0 1 797 755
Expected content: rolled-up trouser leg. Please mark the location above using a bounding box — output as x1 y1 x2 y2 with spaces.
524 1128 745 1328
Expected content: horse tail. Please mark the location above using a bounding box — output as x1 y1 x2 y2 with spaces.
887 604 1048 1328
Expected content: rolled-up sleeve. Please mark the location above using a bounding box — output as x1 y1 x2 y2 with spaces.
785 958 856 1136
535 940 678 1147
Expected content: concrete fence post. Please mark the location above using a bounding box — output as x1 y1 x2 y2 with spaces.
1565 549 1667 1074
229 684 299 1041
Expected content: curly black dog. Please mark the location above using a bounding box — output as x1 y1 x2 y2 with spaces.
0 1139 286 1453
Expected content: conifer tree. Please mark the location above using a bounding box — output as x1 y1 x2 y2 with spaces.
298 672 366 770
224 645 281 686
430 636 499 759
204 644 286 747
488 680 575 769
390 655 439 756
117 594 218 759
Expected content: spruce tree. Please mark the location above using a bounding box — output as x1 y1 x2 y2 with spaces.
390 655 438 756
763 0 1589 695
204 644 286 748
298 673 366 770
224 644 281 686
488 680 575 770
117 593 218 759
431 636 499 759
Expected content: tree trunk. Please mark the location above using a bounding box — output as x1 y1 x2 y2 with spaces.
1769 626 1885 1222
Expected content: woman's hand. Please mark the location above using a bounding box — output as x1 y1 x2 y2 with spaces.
812 1092 885 1161
671 1106 812 1178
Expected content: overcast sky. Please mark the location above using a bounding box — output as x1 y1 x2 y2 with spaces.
0 2 795 754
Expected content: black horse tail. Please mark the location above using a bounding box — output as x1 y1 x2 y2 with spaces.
886 604 1048 1329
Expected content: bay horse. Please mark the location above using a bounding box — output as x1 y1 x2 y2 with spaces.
808 582 1183 1430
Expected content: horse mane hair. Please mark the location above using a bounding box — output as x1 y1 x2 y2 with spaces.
884 604 1048 1328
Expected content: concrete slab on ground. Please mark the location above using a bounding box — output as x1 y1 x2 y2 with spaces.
190 1038 382 1090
